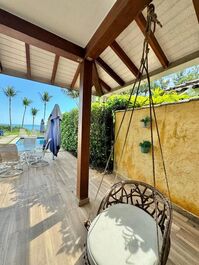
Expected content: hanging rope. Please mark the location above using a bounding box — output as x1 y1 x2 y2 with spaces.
85 8 172 260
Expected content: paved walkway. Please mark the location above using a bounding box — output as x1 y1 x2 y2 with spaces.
0 135 18 144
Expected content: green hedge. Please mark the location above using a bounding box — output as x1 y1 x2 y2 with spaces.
61 104 113 169
61 89 191 170
61 109 79 156
90 103 113 169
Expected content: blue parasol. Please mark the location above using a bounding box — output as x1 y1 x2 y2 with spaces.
40 119 45 133
44 104 62 157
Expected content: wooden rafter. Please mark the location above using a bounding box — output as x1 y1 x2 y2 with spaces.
96 57 124 86
92 62 103 96
0 8 84 62
71 64 81 88
135 13 169 68
110 41 140 77
51 55 59 84
86 0 152 59
25 43 31 78
193 0 199 23
99 79 111 92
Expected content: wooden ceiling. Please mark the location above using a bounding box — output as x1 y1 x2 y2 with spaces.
0 0 198 95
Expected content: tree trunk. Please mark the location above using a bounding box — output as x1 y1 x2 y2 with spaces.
32 116 35 131
9 97 12 131
21 106 26 128
44 102 46 123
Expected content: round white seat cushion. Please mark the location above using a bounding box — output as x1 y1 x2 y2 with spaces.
87 204 162 265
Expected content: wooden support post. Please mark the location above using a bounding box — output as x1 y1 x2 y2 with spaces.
77 59 92 206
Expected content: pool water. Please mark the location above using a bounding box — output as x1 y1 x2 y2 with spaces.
16 137 45 152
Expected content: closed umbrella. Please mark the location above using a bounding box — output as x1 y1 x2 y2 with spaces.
44 104 62 158
40 119 45 133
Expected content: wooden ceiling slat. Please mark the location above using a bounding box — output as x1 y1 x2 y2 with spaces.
85 0 152 59
193 0 199 23
110 41 140 77
92 62 103 96
99 78 111 92
96 57 125 86
25 43 31 78
51 55 59 84
0 9 84 62
70 63 81 88
135 13 169 68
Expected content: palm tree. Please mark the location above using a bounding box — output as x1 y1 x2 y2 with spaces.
3 86 17 131
31 108 39 131
40 92 52 123
21 97 32 128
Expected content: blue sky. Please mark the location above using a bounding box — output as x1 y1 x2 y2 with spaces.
0 74 78 125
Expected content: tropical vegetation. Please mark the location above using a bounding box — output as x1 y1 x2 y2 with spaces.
21 97 32 128
40 91 52 123
31 108 39 131
3 86 17 131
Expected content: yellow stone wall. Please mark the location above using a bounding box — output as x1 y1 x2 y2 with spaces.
114 99 199 216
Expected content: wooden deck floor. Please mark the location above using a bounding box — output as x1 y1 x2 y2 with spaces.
0 151 198 265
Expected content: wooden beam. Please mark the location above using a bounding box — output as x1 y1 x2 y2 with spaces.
110 50 199 93
2 51 198 93
70 64 81 88
193 0 199 23
135 13 169 68
25 43 31 78
86 0 152 59
51 55 59 84
96 57 125 86
99 79 111 92
92 62 103 96
0 9 84 62
77 59 92 206
110 41 140 77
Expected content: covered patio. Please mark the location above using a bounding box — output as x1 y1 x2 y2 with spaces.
0 0 199 264
0 0 199 205
0 151 198 265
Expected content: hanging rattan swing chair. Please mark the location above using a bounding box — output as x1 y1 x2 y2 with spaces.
84 4 172 265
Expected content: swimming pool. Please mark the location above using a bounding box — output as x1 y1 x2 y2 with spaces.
16 137 45 152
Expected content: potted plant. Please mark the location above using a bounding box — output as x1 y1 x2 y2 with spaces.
139 140 151 153
140 116 151 128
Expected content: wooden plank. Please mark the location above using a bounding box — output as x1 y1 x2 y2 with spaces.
92 62 103 96
110 41 140 77
193 0 199 23
70 63 81 88
96 57 124 86
51 55 59 84
25 43 31 78
85 0 152 59
99 78 111 92
77 59 93 205
0 8 84 62
135 12 169 68
0 151 199 264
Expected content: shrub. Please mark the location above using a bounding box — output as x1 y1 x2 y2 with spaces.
61 109 78 156
61 104 113 169
90 103 113 169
